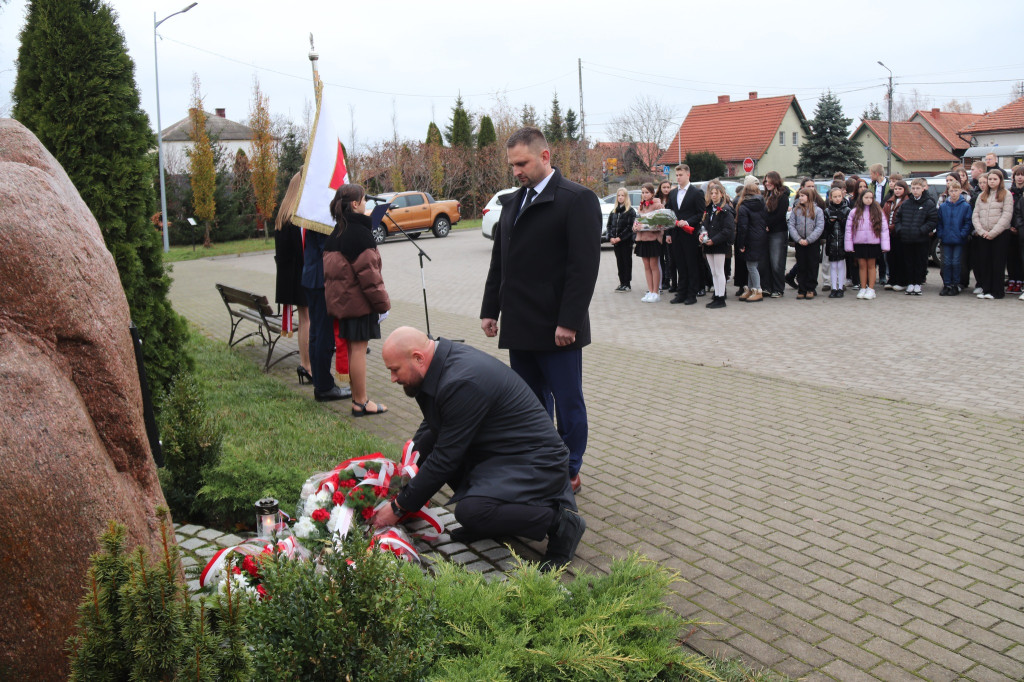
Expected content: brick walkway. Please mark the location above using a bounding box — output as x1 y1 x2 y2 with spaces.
168 231 1024 681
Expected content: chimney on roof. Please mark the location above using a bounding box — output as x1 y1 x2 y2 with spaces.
749 92 758 100
931 107 940 115
717 95 730 104
215 108 226 118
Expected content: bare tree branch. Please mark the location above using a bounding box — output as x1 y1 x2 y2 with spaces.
607 96 678 170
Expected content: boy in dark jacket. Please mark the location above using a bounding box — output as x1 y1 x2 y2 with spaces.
892 178 938 295
936 180 972 296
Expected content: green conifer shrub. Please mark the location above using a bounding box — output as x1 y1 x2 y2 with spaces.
158 372 223 523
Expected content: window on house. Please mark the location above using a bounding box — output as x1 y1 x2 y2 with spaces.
793 132 799 145
779 131 785 145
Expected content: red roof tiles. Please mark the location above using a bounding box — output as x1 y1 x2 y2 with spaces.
960 97 1024 135
911 109 982 149
658 95 804 166
854 121 958 163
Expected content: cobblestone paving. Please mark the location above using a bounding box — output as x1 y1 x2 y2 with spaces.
168 231 1024 680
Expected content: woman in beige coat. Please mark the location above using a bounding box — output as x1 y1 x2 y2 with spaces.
972 171 1014 299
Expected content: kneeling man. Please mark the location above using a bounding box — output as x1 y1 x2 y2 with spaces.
371 326 585 570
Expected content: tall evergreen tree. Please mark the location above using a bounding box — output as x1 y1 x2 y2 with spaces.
275 123 305 206
544 93 565 142
520 103 539 128
444 95 474 148
564 108 580 141
477 115 496 148
12 0 189 397
861 102 883 121
425 121 443 146
797 90 865 177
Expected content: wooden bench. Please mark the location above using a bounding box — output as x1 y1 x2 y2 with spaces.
215 283 298 371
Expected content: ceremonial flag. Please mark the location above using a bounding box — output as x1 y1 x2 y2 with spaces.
293 92 348 235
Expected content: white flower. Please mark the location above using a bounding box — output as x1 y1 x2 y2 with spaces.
313 489 332 506
294 516 316 539
218 572 255 597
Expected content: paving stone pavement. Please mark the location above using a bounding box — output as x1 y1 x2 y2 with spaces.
168 230 1024 681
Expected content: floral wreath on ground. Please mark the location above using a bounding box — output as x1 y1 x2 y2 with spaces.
199 442 445 597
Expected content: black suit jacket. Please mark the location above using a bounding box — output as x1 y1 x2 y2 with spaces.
666 184 706 241
480 168 601 351
395 339 574 512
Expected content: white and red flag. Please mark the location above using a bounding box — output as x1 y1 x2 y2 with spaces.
293 92 348 235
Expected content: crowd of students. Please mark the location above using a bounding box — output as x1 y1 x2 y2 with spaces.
605 156 1024 307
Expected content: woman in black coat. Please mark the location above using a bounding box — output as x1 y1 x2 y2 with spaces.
761 171 791 297
700 180 735 308
734 178 767 301
606 187 636 291
275 173 311 384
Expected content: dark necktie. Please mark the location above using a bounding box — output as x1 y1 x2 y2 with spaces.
516 187 537 222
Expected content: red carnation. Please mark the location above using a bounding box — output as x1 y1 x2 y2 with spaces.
311 508 330 523
256 584 269 600
242 555 259 577
333 490 347 506
361 507 375 520
232 566 241 575
340 478 357 488
373 486 389 498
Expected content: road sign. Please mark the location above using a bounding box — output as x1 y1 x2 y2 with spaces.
743 157 754 173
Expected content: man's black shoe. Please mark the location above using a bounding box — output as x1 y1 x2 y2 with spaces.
314 385 352 402
541 506 586 572
683 297 697 305
669 295 686 304
696 288 707 297
785 273 798 290
668 285 678 293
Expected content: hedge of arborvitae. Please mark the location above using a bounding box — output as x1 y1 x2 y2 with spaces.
13 0 190 397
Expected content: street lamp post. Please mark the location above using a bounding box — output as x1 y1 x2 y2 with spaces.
154 3 198 253
878 61 893 177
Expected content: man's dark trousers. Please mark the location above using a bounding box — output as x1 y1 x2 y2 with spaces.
670 230 703 299
508 348 586 477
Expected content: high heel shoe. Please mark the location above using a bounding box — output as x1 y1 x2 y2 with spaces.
297 366 313 385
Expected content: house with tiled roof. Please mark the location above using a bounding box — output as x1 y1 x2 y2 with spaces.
908 108 982 156
957 97 1024 169
657 92 808 178
160 108 257 172
849 120 959 176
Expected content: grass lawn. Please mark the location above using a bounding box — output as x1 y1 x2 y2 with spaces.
165 237 274 263
455 217 481 230
182 328 394 525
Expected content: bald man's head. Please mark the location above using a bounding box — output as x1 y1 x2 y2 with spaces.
382 326 435 397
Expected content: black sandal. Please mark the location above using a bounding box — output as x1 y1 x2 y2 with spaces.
352 399 388 417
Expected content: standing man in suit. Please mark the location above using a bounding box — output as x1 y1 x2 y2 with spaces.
480 127 601 493
665 164 707 304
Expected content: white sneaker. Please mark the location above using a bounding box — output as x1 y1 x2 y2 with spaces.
856 288 867 299
649 292 660 302
983 293 995 299
973 287 983 294
892 285 905 292
864 288 874 299
1018 292 1024 301
641 292 652 302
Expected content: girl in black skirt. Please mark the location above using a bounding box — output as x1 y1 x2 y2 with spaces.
633 183 665 302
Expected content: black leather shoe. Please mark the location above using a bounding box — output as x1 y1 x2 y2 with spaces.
706 295 726 309
314 385 353 402
669 296 686 304
696 288 706 297
541 507 586 572
683 297 697 305
668 285 678 293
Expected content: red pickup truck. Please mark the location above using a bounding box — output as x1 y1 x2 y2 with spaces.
368 191 461 244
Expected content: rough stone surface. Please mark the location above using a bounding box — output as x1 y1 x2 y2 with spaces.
0 119 168 680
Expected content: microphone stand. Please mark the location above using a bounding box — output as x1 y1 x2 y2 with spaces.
371 203 461 341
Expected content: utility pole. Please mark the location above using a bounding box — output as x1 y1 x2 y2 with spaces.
578 58 585 142
878 61 893 177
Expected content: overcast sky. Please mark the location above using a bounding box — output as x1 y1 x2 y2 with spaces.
2 0 1022 155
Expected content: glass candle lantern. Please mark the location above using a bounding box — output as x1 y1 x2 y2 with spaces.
254 497 281 540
